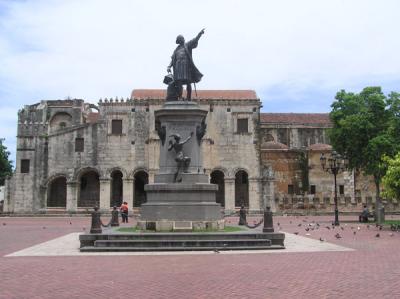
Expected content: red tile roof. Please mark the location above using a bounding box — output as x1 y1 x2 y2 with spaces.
261 113 331 125
308 143 332 151
131 89 258 100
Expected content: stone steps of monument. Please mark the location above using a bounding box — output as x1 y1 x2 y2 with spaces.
79 232 286 251
80 244 284 252
104 233 272 241
93 238 272 248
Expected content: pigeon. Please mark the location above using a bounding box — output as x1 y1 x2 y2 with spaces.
277 222 280 226
305 227 310 232
367 225 370 229
335 233 342 239
214 249 220 254
389 233 394 237
375 233 380 238
326 226 331 230
357 226 361 230
379 225 383 231
298 223 302 227
390 224 396 231
319 237 325 242
82 227 86 231
350 226 354 230
294 232 299 235
2 223 6 226
340 227 344 231
69 221 72 225
305 233 311 236
42 226 46 229
353 231 356 235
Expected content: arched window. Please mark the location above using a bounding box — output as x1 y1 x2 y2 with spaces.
235 170 249 208
210 170 225 207
49 112 72 132
110 170 123 207
47 177 67 207
78 171 100 207
134 171 149 207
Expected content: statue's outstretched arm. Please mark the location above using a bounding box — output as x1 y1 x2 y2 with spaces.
195 28 205 42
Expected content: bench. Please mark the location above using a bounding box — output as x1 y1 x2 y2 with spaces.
359 212 374 223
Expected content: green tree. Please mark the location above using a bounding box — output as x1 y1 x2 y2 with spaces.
329 87 400 211
382 153 400 200
0 138 13 185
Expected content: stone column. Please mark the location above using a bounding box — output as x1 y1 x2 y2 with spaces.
99 178 111 211
224 177 235 212
66 181 78 212
249 178 261 211
123 178 134 214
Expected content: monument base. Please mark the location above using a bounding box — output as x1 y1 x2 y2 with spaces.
140 182 223 228
137 219 225 232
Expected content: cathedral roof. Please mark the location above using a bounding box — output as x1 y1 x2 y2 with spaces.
260 113 331 125
308 143 332 151
131 89 258 100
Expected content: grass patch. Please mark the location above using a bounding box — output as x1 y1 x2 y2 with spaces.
116 226 139 233
384 220 400 225
115 225 245 233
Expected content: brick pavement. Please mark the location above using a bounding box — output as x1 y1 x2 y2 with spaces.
1 215 400 299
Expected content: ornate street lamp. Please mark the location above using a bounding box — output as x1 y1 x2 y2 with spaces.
320 151 348 226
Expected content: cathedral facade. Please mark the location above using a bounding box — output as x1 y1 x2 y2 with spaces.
5 89 395 214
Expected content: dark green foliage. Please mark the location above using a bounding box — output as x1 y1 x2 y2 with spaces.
329 87 400 202
0 139 13 185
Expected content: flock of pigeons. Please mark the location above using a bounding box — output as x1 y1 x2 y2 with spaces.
280 217 400 241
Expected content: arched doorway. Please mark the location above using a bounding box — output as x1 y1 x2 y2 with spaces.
110 170 123 207
47 177 67 207
210 170 225 207
235 170 249 208
78 171 100 207
134 171 148 207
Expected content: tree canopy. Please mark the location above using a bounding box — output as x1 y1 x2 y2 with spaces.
382 153 400 200
0 138 13 186
329 87 400 203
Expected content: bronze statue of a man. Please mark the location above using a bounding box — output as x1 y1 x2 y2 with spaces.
167 29 205 101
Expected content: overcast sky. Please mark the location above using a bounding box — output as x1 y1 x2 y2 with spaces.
1 0 400 165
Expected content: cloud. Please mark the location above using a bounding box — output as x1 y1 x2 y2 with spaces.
1 0 400 162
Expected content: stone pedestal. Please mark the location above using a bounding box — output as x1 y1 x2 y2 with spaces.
140 101 223 231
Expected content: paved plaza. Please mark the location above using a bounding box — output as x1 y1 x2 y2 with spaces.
1 215 399 299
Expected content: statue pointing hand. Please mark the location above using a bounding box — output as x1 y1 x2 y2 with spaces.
167 29 205 101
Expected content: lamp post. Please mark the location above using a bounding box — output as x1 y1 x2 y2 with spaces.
320 151 348 226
